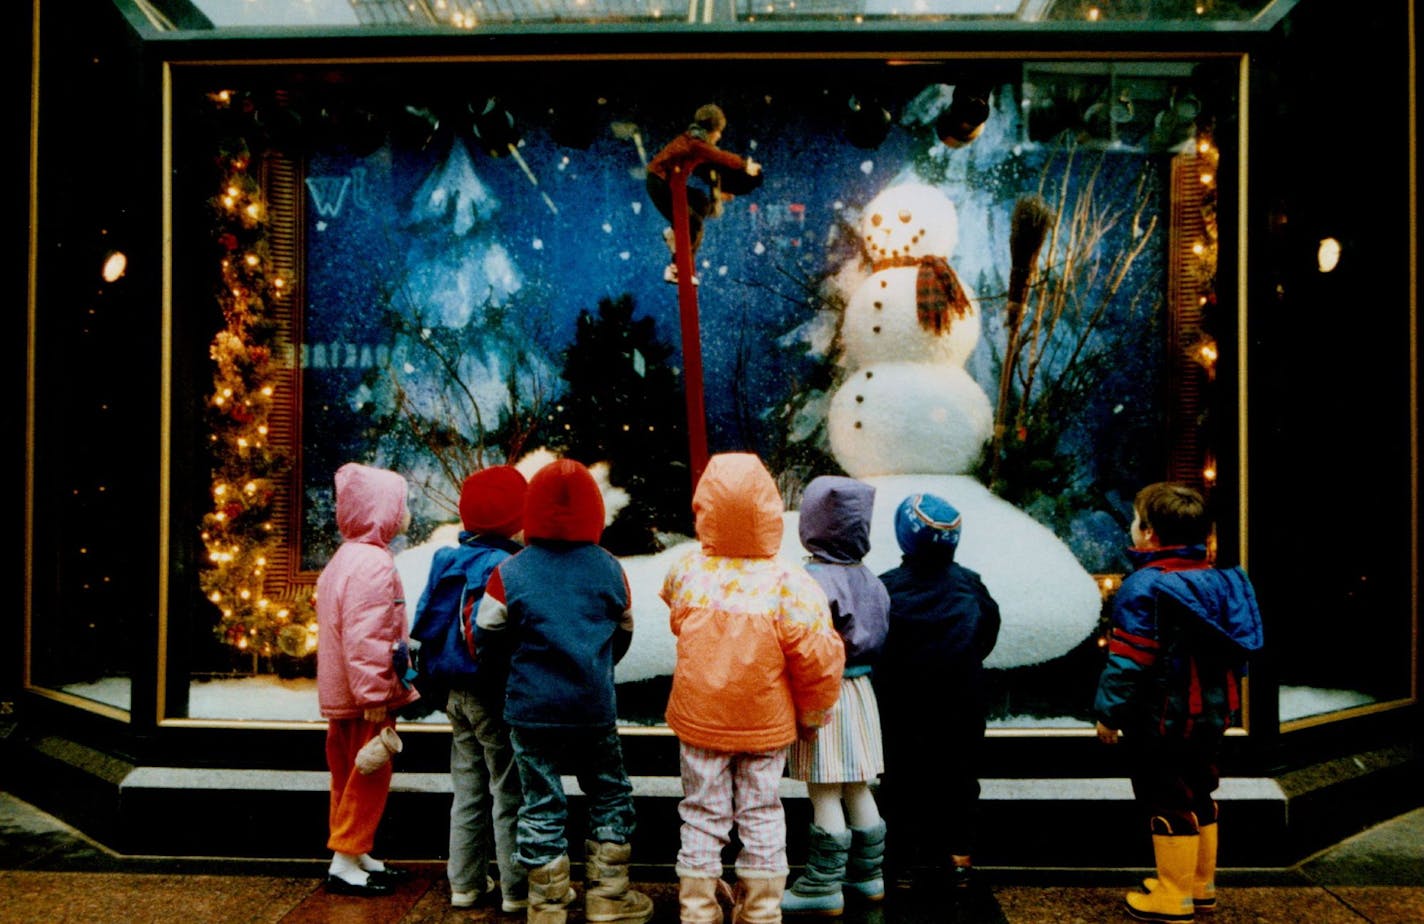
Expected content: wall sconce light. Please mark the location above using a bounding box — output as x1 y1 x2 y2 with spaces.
1317 237 1342 273
101 250 127 283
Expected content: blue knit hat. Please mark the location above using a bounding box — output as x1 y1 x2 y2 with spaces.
894 493 962 558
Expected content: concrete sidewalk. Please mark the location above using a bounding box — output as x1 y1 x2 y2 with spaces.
1 792 1421 923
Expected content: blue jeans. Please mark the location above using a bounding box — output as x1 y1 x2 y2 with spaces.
446 688 526 903
509 725 637 868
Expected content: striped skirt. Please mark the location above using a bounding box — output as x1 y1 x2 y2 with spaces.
787 674 884 784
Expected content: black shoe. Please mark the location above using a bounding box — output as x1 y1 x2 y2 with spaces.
324 874 394 897
367 865 410 883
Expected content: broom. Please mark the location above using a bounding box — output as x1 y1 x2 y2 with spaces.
991 195 1054 478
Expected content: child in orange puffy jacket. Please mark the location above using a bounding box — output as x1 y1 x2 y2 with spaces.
661 453 845 924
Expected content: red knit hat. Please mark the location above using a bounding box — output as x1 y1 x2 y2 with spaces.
458 465 527 537
524 459 606 543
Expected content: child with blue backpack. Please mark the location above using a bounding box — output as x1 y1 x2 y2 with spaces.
411 465 529 912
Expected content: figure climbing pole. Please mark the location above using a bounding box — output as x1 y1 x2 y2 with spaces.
643 103 763 493
667 161 709 492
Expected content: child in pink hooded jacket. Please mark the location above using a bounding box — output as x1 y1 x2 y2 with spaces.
662 453 845 924
316 462 420 896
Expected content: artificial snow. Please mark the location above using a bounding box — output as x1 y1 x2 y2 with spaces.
58 675 1388 728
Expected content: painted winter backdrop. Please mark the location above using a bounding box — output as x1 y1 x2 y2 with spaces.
289 79 1176 724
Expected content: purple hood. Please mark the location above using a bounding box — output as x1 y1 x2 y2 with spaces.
798 476 874 565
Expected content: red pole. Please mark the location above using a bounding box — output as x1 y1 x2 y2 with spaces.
667 164 709 491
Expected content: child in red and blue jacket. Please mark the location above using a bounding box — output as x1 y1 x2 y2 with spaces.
1094 482 1263 923
472 459 652 924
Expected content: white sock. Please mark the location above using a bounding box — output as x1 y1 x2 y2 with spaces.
329 851 369 885
357 853 387 873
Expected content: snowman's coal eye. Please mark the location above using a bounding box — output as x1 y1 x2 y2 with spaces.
871 213 883 227
898 210 912 223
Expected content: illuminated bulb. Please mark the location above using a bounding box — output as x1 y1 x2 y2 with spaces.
223 196 235 209
1101 577 1115 591
1192 242 1205 256
1199 172 1213 185
256 557 267 566
101 250 128 282
246 204 260 219
246 255 259 266
273 277 284 289
215 512 226 522
261 386 274 396
244 481 257 494
215 484 228 496
237 438 249 448
209 591 222 603
277 608 290 619
1199 343 1218 363
1317 237 1341 273
258 598 269 609
1198 140 1211 154
1087 6 1100 20
257 425 268 436
1203 465 1217 483
227 186 239 198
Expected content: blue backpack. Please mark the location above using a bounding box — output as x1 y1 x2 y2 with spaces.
408 537 514 709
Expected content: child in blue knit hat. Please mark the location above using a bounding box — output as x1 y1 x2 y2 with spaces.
874 493 1000 894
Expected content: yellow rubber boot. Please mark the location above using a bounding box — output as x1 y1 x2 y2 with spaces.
1126 835 1197 922
1143 823 1217 913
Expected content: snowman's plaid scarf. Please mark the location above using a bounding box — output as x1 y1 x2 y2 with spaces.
872 255 972 335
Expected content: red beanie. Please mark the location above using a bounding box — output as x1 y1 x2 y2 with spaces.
524 459 606 543
458 465 528 537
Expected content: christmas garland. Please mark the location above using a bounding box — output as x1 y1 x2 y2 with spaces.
198 97 316 663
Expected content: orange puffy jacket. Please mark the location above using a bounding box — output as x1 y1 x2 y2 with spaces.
661 453 845 753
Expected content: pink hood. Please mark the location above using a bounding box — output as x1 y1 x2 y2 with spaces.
693 453 784 558
335 462 408 548
316 463 417 719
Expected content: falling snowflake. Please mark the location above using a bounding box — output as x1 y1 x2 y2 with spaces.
533 238 544 250
860 161 875 175
753 241 766 255
602 222 613 233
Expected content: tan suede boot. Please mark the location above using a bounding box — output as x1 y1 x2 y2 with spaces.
528 855 575 924
678 874 728 924
732 871 786 924
583 840 654 924
1126 835 1197 922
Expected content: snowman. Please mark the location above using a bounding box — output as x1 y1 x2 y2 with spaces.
811 181 1102 673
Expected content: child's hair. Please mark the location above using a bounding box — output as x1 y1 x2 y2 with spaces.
1134 482 1211 546
693 103 727 134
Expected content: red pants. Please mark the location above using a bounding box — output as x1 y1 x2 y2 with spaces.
326 717 393 855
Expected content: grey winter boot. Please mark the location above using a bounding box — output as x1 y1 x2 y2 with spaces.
527 855 575 924
843 821 886 902
584 840 654 924
780 825 851 915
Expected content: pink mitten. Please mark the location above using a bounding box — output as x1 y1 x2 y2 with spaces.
355 726 403 775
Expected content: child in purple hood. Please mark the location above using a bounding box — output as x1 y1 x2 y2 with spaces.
783 476 892 915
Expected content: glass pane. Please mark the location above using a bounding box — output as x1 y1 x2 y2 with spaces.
28 24 149 716
170 55 1235 728
1260 3 1416 726
164 0 1293 30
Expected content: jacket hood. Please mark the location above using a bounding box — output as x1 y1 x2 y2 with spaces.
524 458 605 543
334 462 409 547
798 476 874 564
693 453 783 558
1157 566 1264 654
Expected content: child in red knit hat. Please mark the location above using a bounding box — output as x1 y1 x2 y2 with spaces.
412 465 529 911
